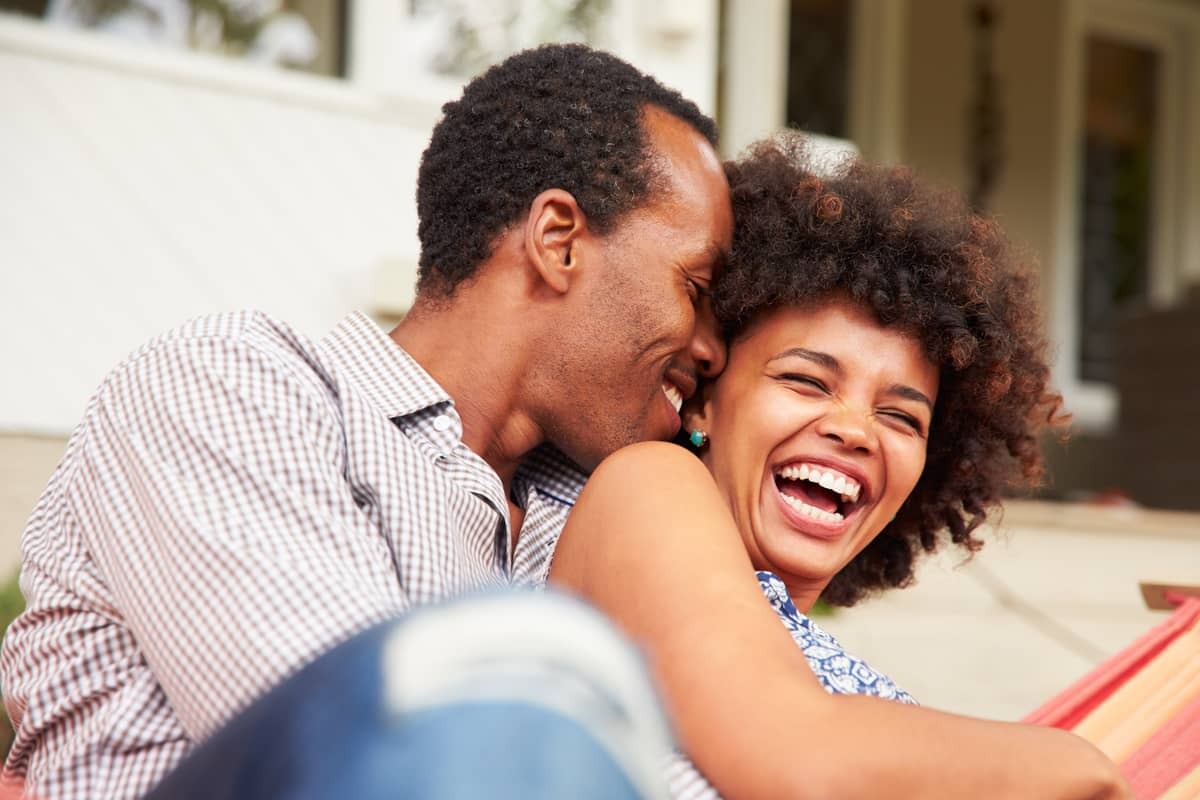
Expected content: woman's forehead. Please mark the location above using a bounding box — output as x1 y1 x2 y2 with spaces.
731 302 937 381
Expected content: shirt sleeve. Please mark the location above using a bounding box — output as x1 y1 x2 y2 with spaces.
68 331 408 740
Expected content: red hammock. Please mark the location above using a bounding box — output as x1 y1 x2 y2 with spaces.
1024 595 1200 799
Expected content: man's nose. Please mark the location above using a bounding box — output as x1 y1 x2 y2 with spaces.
690 303 726 378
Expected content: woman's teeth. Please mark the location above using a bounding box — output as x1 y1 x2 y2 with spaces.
780 492 844 522
776 463 862 504
662 382 683 412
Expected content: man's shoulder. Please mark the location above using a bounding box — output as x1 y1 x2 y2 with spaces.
84 310 338 429
518 444 589 507
127 309 312 364
107 310 322 383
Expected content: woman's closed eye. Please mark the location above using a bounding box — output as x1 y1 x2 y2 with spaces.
779 373 830 393
878 409 927 436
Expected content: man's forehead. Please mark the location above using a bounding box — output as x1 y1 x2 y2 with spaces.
640 105 722 175
633 107 733 258
641 130 730 215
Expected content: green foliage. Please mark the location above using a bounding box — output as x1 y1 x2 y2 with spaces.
424 0 612 77
810 598 833 617
0 573 24 632
0 571 23 761
60 0 300 50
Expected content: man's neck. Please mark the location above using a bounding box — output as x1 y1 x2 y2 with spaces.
390 290 544 491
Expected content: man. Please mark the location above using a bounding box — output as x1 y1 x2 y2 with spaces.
0 44 732 799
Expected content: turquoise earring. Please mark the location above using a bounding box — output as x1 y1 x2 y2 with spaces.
688 429 709 448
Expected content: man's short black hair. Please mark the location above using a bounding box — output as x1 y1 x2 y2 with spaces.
415 43 718 297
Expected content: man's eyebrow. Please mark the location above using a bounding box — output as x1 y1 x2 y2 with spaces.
769 348 935 410
696 243 728 278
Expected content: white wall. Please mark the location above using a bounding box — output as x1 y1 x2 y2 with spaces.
0 15 438 433
1 6 722 435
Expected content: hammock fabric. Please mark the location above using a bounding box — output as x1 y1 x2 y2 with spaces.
1024 596 1200 799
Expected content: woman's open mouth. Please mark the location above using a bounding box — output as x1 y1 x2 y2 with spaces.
772 461 868 533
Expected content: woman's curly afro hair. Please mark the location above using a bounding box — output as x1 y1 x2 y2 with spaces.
718 134 1065 607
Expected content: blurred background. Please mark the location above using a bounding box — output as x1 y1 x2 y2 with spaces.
0 0 1197 726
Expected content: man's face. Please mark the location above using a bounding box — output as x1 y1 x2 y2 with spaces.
546 108 733 471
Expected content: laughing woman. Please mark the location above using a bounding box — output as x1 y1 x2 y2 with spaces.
548 136 1131 799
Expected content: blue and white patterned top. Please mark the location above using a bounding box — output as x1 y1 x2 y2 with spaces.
756 570 917 705
665 571 916 799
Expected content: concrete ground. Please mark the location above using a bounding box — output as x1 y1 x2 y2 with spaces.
1 433 1196 722
818 500 1199 720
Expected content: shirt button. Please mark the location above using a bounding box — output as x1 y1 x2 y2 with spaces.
432 415 453 432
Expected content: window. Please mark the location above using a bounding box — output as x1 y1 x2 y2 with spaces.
1077 36 1159 384
719 0 904 160
1052 0 1200 428
0 0 349 77
785 0 853 138
400 0 611 80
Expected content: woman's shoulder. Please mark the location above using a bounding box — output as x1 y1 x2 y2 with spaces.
552 440 750 597
593 440 708 476
579 441 714 503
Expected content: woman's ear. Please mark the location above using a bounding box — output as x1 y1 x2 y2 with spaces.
681 380 716 436
525 188 586 295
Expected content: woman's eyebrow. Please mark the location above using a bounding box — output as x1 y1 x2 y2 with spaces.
887 384 934 411
768 347 841 373
770 348 935 411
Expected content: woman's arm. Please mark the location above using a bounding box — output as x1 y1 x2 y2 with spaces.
550 441 1130 800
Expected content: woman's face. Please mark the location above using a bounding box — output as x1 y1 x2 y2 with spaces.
692 298 938 610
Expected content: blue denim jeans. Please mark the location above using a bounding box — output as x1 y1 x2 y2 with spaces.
144 592 672 800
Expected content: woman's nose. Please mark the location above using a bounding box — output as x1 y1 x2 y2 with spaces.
816 405 877 453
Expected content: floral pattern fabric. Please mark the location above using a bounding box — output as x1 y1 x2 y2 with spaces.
756 570 918 704
667 572 918 799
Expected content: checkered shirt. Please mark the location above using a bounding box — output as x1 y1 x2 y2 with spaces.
0 311 587 799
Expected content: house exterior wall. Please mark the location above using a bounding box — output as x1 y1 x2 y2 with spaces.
902 0 1067 319
7 2 1199 507
0 16 435 433
0 4 721 435
1115 293 1200 509
898 1 1123 498
899 0 1200 505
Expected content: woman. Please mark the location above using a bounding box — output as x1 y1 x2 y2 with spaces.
549 136 1131 799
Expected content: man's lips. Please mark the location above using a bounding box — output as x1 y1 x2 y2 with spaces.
658 382 683 437
657 368 696 437
662 366 698 409
662 382 683 412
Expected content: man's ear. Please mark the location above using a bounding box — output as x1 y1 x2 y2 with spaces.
525 189 587 295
